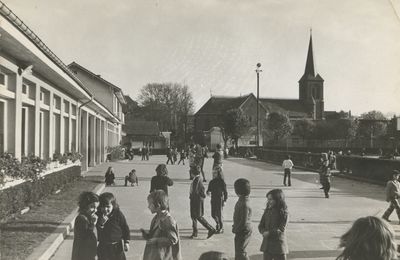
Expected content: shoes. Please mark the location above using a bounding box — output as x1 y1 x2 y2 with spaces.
283 184 287 186
216 228 224 234
207 229 216 239
288 184 291 187
325 194 329 198
190 232 198 238
320 187 324 189
203 179 207 182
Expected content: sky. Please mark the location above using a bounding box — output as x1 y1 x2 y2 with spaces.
2 0 400 116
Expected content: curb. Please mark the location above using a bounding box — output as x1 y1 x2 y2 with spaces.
26 182 105 260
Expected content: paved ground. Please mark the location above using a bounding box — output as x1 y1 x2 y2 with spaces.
51 155 395 260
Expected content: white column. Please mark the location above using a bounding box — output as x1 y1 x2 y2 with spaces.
68 102 72 151
2 99 8 153
48 91 54 158
34 85 40 156
14 74 22 159
60 97 65 154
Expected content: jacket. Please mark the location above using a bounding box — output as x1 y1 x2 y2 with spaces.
258 207 289 254
386 179 400 202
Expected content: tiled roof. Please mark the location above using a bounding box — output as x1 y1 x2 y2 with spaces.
260 98 310 118
195 95 250 115
123 121 160 136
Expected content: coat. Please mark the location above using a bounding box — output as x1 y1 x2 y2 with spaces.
71 214 97 260
190 176 206 218
143 211 182 260
385 180 400 202
258 207 289 254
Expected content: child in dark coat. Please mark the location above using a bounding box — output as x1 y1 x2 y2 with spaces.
232 178 252 260
207 166 227 234
96 192 130 260
105 166 115 186
71 192 99 260
150 164 174 195
124 169 138 186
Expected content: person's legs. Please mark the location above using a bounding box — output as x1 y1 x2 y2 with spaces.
191 218 198 237
283 170 287 186
124 176 128 186
234 232 251 260
288 169 291 186
324 182 331 198
383 200 397 221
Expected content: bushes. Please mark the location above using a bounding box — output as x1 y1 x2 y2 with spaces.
0 154 49 184
0 165 82 221
106 145 126 161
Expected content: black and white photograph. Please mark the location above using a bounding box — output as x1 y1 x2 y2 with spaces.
0 0 400 259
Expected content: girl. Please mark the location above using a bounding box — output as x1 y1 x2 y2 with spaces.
150 164 174 195
258 189 289 260
96 192 130 260
105 166 115 186
319 153 331 198
207 166 227 233
336 216 397 260
71 192 99 260
141 190 182 260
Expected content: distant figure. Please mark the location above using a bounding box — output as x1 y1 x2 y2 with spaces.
213 144 224 170
124 169 138 187
173 147 178 164
188 144 196 180
329 151 336 170
319 153 331 198
178 149 186 165
382 170 400 223
336 216 397 260
141 146 146 161
105 166 115 186
199 251 228 260
145 146 150 161
166 147 174 165
282 155 294 187
150 164 173 195
207 166 228 234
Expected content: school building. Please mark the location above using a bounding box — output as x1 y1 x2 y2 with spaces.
0 2 126 171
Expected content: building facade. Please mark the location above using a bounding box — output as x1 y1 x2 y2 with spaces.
0 2 125 171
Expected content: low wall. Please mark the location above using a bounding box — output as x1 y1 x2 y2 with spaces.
0 165 81 221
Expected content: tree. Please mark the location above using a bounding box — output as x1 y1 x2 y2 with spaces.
220 109 251 149
264 112 293 143
357 110 387 139
293 119 315 140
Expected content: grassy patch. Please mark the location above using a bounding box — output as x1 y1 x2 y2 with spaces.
0 175 103 260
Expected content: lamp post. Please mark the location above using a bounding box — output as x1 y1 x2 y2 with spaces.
255 63 262 147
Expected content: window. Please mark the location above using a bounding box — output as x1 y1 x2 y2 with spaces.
22 83 27 94
0 72 5 86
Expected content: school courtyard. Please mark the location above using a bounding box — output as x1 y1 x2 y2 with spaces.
51 155 393 260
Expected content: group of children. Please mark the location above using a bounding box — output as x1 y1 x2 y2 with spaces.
105 166 139 187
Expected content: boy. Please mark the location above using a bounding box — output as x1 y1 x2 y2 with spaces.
232 178 252 260
282 155 294 186
189 166 216 239
382 170 400 223
124 169 138 186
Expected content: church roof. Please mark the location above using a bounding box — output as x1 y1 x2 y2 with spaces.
299 33 323 82
259 98 310 118
195 95 251 115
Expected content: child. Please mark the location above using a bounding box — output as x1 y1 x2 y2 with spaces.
336 216 397 260
212 144 224 171
282 155 294 187
96 192 130 260
190 166 216 239
382 170 400 223
319 153 331 198
141 190 182 260
71 192 99 260
150 164 174 195
232 178 252 260
105 166 115 186
178 149 186 165
124 169 138 187
207 166 228 233
258 189 289 260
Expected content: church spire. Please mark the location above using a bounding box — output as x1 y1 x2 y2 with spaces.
304 29 315 77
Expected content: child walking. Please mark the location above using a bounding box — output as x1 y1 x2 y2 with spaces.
96 192 130 260
232 178 252 260
207 166 228 234
178 149 186 165
282 155 294 187
71 192 99 260
382 170 400 223
105 166 115 186
189 166 217 239
141 190 182 260
258 189 289 260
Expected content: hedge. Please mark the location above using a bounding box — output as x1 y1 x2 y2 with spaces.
0 165 81 221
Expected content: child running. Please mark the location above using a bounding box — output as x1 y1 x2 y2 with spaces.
105 166 115 186
232 178 252 260
141 190 182 260
258 189 289 260
71 192 99 260
207 166 228 234
96 192 130 260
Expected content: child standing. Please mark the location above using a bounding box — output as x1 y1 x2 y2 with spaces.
96 192 130 260
178 149 186 165
189 166 216 239
71 192 99 260
282 155 294 187
232 178 252 260
150 164 174 195
382 170 400 223
207 166 228 234
258 189 289 260
105 166 115 186
141 190 182 260
319 153 331 198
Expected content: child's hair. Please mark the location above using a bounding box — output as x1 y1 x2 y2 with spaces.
192 165 201 176
147 190 169 211
156 164 168 176
78 192 99 213
216 144 221 149
286 155 291 160
266 189 287 215
213 166 223 179
234 178 250 196
336 216 397 260
198 251 228 260
392 170 400 177
99 192 119 209
105 166 113 175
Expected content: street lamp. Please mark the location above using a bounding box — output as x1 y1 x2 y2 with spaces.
255 63 262 147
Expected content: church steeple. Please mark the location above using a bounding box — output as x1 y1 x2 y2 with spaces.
304 31 315 77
